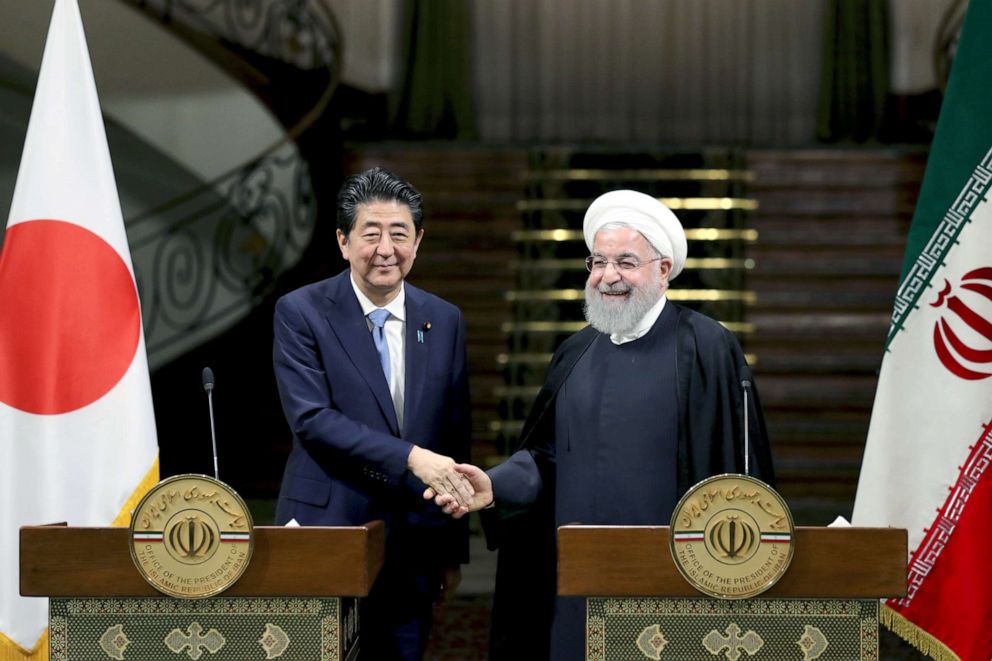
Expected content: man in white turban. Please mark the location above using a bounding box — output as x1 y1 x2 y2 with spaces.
430 190 775 660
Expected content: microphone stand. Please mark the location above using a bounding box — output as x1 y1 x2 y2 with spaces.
202 367 219 481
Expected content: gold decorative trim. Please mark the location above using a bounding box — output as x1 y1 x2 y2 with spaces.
112 456 160 526
496 352 554 365
511 257 755 271
586 616 606 661
496 353 756 367
511 229 759 242
505 289 756 303
65 597 324 616
501 321 754 334
881 606 961 661
602 597 863 617
98 625 130 660
501 321 589 333
488 420 524 433
517 198 758 212
860 618 879 661
320 615 340 661
0 628 47 661
493 386 541 398
522 168 755 182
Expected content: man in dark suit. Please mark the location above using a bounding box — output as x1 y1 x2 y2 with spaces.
273 167 473 660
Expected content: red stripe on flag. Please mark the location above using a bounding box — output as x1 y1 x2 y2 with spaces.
890 421 992 661
948 295 992 342
940 319 992 363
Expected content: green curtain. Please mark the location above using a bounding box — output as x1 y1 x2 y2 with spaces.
391 0 476 139
817 0 890 142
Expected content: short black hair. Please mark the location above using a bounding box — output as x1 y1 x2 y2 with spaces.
336 167 423 237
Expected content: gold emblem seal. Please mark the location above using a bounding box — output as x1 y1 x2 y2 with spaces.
129 474 253 598
670 474 794 599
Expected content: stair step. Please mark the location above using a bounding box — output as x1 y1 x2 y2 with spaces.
753 350 882 374
750 312 890 339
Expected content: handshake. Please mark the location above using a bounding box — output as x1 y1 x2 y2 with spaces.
407 446 493 518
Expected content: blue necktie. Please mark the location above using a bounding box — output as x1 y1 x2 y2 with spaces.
368 308 391 384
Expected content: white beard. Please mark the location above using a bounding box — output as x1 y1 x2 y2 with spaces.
583 270 663 336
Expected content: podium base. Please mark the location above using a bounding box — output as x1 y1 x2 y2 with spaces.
49 596 359 661
586 597 878 660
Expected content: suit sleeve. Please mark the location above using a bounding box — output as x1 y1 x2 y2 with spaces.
273 294 414 486
448 311 472 465
438 310 472 565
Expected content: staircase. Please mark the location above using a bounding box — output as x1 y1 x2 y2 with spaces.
747 148 926 521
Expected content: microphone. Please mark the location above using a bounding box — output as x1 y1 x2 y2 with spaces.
202 367 219 480
740 365 752 476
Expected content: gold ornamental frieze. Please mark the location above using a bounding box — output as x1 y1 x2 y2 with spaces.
129 474 254 598
670 474 794 599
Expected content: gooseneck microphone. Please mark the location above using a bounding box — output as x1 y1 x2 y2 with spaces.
202 367 219 480
740 365 753 476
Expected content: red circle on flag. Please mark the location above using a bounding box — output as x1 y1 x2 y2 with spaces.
0 220 141 414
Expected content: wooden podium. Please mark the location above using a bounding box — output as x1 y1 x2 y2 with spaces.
20 523 384 661
559 525 907 660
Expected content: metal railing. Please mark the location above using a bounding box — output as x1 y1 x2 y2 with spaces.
120 0 341 367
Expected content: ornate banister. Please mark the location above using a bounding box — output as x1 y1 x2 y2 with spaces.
116 0 342 367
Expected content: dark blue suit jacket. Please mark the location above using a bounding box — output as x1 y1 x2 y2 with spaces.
273 270 470 565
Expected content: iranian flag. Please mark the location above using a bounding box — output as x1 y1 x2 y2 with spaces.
0 1 159 658
852 3 992 660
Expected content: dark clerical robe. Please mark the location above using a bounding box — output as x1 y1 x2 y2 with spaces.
485 303 775 660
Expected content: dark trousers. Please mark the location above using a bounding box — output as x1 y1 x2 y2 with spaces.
361 559 443 661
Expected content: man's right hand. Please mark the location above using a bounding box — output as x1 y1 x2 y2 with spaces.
424 463 493 519
407 446 475 508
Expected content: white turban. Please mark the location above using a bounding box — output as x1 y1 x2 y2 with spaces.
582 190 688 280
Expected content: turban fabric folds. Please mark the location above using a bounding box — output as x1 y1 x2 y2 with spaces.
582 190 688 279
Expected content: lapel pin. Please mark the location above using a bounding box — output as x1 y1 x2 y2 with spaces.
417 329 424 343
422 321 432 331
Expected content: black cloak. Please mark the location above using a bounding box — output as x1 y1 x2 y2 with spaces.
485 304 775 660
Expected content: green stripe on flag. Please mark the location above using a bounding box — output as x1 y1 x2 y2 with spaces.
888 1 992 349
888 147 992 347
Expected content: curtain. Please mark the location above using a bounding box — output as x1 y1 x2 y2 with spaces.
816 0 889 142
391 0 476 139
471 0 826 145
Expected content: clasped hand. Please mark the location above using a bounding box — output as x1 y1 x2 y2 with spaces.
422 463 493 519
407 446 476 509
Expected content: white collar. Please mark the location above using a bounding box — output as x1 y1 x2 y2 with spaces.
610 295 667 345
350 273 406 322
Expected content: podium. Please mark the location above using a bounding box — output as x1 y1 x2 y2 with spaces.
559 525 907 660
20 522 384 661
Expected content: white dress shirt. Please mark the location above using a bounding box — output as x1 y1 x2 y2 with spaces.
351 274 406 431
